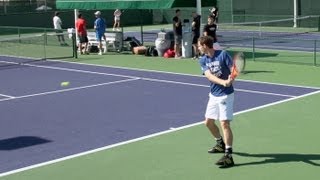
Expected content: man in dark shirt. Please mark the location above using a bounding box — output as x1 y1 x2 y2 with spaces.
172 9 182 58
203 15 221 50
192 11 201 59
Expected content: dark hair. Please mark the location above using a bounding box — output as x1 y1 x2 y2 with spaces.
198 36 214 49
176 9 180 13
77 13 82 18
55 11 60 16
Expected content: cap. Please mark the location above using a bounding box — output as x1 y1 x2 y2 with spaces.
94 11 101 16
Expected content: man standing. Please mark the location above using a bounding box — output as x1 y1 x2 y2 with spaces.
191 11 201 59
53 11 67 46
94 11 106 55
172 9 182 59
203 15 221 50
198 36 235 168
76 13 89 55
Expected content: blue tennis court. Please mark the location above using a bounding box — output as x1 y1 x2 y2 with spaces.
0 59 319 175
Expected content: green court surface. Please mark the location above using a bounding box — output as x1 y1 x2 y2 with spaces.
1 49 320 180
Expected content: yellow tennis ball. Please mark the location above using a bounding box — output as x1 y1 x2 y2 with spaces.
60 81 70 87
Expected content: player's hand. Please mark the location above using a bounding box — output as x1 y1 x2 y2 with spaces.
223 75 234 87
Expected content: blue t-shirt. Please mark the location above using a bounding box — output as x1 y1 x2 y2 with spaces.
199 50 234 96
94 18 106 35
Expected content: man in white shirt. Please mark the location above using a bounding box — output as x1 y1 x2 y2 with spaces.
53 11 67 46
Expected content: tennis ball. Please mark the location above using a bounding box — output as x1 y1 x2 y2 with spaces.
60 81 70 87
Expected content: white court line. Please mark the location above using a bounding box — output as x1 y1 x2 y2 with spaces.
6 62 297 99
142 78 296 98
1 89 319 178
49 59 320 90
0 93 15 99
0 78 140 102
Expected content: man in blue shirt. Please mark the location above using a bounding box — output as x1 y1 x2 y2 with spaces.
94 11 106 55
198 36 235 168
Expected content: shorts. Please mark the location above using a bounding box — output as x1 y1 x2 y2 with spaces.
96 33 104 41
205 93 234 121
78 34 88 43
114 17 120 22
174 35 182 45
192 34 200 44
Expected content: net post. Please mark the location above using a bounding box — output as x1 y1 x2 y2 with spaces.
43 29 47 60
72 32 78 59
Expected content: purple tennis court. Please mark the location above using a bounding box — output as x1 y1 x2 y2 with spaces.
0 59 319 174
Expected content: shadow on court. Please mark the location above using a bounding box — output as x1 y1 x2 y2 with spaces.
242 70 275 74
234 152 320 167
0 136 51 151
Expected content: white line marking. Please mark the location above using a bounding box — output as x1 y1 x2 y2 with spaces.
0 62 297 100
0 90 319 177
0 78 140 102
142 78 296 97
0 93 15 99
48 59 320 90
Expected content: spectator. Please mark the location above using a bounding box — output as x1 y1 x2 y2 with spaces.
210 6 219 24
53 11 67 46
203 15 221 50
191 11 201 59
172 9 182 59
113 9 122 31
94 11 107 55
76 13 89 55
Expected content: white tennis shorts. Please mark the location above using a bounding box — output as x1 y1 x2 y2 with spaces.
205 93 234 121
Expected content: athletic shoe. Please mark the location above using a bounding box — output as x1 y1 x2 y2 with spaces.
98 51 103 55
215 154 234 168
208 144 225 153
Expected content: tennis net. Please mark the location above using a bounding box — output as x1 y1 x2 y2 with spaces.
217 15 320 38
0 30 76 67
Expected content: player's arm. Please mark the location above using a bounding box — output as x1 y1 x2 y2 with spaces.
204 70 231 87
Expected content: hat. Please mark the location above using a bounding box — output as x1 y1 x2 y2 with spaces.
94 11 101 16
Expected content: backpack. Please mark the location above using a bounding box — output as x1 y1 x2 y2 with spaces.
145 46 158 57
124 36 142 51
88 45 99 53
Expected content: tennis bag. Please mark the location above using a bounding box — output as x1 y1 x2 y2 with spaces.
88 45 99 53
145 46 158 57
124 36 142 51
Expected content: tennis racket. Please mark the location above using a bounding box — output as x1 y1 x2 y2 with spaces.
231 52 246 79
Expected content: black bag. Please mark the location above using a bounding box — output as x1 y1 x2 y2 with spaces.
145 46 158 57
124 36 142 51
88 45 99 53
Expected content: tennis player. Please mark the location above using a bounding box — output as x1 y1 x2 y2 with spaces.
94 11 107 55
198 36 235 168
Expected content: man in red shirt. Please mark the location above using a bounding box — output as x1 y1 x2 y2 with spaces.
76 13 89 54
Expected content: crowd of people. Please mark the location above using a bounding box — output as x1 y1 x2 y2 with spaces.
53 9 122 55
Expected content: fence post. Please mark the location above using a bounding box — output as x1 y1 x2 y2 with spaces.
252 36 255 61
314 40 317 66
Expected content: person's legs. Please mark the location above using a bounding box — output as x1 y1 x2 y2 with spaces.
174 35 182 58
215 93 235 168
205 94 226 153
96 33 103 55
113 18 117 31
